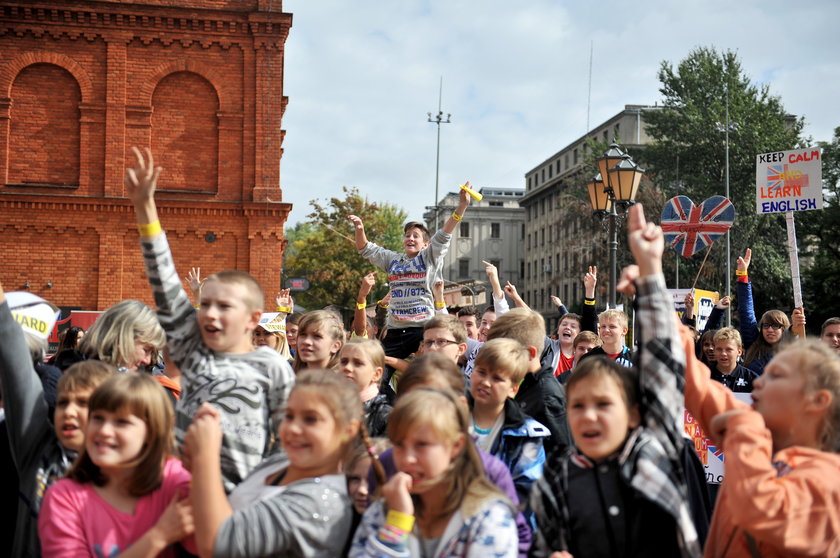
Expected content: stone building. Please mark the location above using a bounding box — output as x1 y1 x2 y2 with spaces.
424 186 524 303
0 0 293 311
519 105 657 329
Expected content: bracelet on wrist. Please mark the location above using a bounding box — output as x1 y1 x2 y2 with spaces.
434 302 446 309
386 509 415 532
276 306 292 313
451 212 462 222
137 220 162 237
735 270 748 276
356 302 367 310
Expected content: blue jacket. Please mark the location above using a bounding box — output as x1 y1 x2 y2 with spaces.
488 398 550 507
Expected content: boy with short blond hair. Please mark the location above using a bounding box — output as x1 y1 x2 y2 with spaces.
580 308 634 368
711 327 757 393
487 308 571 457
125 147 295 492
470 338 549 506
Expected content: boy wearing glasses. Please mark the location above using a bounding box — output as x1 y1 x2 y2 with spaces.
419 314 468 363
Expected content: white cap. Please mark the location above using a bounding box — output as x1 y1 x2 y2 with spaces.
6 292 60 340
257 312 286 334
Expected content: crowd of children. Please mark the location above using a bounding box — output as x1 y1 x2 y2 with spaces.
1 147 839 557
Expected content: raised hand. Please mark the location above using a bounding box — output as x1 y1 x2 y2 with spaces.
186 267 203 295
550 295 563 308
359 272 376 296
684 291 695 319
584 265 598 298
616 265 640 297
275 288 293 311
504 280 520 300
715 296 731 310
737 248 752 273
124 147 162 204
626 204 663 276
348 214 365 231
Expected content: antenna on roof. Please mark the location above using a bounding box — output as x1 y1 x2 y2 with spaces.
586 40 593 134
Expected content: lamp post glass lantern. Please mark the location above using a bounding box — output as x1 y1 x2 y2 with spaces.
587 143 644 308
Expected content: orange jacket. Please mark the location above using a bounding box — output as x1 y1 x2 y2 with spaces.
681 328 840 557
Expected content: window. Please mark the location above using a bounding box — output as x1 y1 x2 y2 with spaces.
603 130 609 141
521 224 525 239
573 149 579 165
541 228 545 245
556 160 561 173
460 221 470 237
614 123 620 138
565 154 569 170
573 283 578 302
541 199 545 215
564 284 569 301
520 261 525 280
491 223 501 238
527 233 531 249
541 168 545 182
489 200 503 207
541 258 545 275
458 259 470 278
548 165 553 179
490 259 501 272
527 261 531 280
527 176 532 190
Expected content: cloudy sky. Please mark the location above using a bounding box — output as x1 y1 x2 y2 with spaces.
279 0 840 227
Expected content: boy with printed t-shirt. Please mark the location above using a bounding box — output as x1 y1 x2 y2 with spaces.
710 327 757 393
125 147 295 493
580 309 634 368
349 185 471 361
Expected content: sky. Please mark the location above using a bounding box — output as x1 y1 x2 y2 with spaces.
278 0 840 227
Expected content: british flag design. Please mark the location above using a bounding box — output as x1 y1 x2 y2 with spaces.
660 195 736 258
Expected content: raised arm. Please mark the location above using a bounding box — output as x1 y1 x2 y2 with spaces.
441 184 471 235
581 266 598 332
432 280 448 315
348 215 369 251
504 281 529 310
186 267 203 307
736 248 758 348
354 272 376 337
125 147 163 236
482 260 505 302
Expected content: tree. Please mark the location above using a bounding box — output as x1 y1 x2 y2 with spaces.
641 47 805 313
798 126 840 330
283 187 407 311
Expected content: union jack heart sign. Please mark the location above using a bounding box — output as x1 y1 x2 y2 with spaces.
660 196 736 258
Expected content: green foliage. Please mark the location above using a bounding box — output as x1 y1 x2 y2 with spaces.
798 126 840 330
283 187 407 310
641 47 805 312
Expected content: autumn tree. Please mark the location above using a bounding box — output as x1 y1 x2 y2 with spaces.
283 187 407 311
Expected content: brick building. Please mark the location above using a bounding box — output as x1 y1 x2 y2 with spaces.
0 0 293 312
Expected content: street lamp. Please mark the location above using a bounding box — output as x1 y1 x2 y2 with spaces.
427 77 451 232
587 143 644 307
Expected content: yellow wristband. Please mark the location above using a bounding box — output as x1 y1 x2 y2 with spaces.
276 306 292 313
386 509 415 532
138 220 162 237
434 302 445 309
735 270 748 276
451 212 462 222
356 302 367 310
584 298 596 306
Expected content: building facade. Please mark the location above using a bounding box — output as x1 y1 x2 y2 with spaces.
0 0 293 311
519 105 657 329
424 186 524 300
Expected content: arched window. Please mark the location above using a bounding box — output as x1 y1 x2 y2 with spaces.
9 63 81 186
151 71 219 193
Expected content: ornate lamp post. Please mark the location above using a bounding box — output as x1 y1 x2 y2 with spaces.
586 143 644 307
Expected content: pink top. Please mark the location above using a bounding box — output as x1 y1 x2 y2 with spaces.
39 458 196 557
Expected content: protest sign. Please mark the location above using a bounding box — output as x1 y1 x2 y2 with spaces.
755 148 823 215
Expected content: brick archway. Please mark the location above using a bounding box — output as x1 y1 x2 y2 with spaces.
141 58 232 113
0 51 93 102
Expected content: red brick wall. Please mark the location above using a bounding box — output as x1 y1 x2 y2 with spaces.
0 2 292 310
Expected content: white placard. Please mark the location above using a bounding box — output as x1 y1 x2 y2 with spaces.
755 148 823 214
